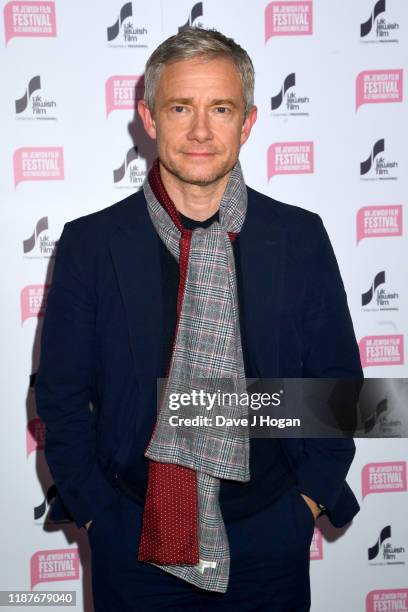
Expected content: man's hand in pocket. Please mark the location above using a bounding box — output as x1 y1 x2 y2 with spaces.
300 493 321 521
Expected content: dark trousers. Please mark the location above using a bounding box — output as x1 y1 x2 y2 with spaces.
87 482 314 611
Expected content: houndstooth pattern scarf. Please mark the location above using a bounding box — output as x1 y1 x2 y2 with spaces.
139 158 250 593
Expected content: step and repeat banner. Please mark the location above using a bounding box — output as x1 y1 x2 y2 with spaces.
1 0 407 610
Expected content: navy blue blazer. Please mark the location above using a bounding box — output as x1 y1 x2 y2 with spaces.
35 185 363 530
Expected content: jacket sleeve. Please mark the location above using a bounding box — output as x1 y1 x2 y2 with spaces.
296 214 363 514
35 221 118 529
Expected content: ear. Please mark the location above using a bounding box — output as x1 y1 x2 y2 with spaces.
240 105 257 146
137 99 157 140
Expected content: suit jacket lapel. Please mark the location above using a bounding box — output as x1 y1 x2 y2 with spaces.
238 189 285 376
108 192 163 385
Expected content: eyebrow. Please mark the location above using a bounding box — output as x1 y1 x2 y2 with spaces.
165 97 239 108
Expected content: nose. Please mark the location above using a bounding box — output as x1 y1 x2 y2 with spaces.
186 108 213 143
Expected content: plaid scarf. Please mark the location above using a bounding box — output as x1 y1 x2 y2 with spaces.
137 158 250 593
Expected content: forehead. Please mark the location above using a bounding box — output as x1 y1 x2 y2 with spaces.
155 56 243 101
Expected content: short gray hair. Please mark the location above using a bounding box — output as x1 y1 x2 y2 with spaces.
144 27 255 119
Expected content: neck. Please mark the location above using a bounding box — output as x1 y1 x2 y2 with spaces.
158 160 231 221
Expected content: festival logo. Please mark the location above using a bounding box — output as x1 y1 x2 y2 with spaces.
362 462 407 498
15 75 57 119
23 216 57 258
113 146 146 188
362 396 404 436
356 69 403 111
310 528 323 560
33 485 57 522
105 76 144 117
360 0 399 43
14 75 57 120
361 271 399 312
27 417 45 456
23 216 47 253
366 589 408 612
356 205 403 244
360 138 398 180
368 525 406 565
14 147 64 188
21 284 50 324
178 2 203 31
4 1 56 44
359 334 404 368
268 141 313 180
106 2 148 48
265 1 312 41
31 549 80 588
270 73 310 116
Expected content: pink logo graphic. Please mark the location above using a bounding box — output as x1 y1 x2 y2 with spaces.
362 462 407 499
21 284 50 324
105 76 144 117
357 205 403 244
267 141 313 180
366 589 408 612
31 548 79 589
4 1 56 44
27 417 45 456
310 527 323 560
359 335 404 368
265 1 312 40
356 69 403 111
13 147 64 187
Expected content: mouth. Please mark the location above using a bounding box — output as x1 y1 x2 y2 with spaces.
182 152 216 157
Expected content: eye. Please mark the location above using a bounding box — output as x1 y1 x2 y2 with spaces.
173 106 186 113
214 106 229 114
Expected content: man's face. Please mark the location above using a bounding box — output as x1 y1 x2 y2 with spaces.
138 55 257 186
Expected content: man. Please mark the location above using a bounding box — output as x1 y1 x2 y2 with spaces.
35 27 363 611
